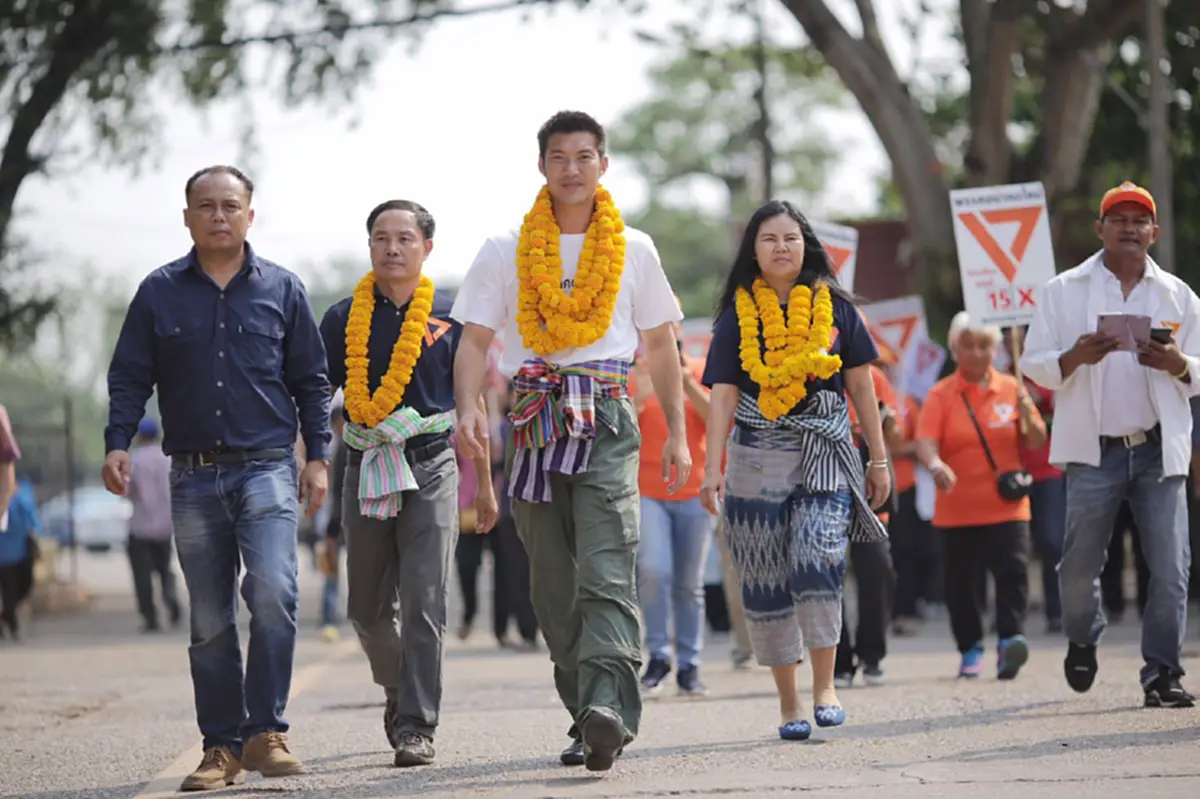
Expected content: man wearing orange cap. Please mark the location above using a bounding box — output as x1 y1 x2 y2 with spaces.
1022 181 1199 708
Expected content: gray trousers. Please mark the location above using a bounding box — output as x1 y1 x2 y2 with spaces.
343 445 459 739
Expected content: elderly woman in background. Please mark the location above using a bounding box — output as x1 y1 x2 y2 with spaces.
700 200 889 742
916 312 1046 680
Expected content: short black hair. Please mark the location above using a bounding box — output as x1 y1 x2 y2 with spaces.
366 200 435 240
537 111 606 160
185 165 254 203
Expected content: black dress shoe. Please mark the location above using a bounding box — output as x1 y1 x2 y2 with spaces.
561 736 624 767
560 738 585 766
581 710 626 772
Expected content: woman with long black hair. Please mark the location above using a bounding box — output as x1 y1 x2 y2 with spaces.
699 200 890 741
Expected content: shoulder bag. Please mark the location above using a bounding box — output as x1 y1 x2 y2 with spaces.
959 392 1033 502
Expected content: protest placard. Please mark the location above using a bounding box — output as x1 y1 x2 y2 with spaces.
950 181 1057 327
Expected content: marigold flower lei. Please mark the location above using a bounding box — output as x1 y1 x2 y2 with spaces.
343 272 434 428
735 278 842 420
515 185 626 355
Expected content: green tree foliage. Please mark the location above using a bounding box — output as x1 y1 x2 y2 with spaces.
624 202 732 319
883 5 1197 276
781 0 1143 333
1072 11 1199 281
611 38 845 218
611 35 845 316
0 0 556 350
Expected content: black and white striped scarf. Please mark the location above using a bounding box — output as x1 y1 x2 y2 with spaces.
734 390 889 544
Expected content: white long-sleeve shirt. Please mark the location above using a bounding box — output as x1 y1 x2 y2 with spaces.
1019 251 1200 477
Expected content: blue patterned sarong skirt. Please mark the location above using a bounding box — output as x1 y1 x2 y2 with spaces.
723 425 851 666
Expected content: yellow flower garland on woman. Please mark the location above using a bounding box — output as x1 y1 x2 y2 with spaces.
735 278 841 420
514 184 626 355
343 272 435 428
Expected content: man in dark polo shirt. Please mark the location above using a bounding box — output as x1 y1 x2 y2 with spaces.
319 199 498 768
103 165 332 792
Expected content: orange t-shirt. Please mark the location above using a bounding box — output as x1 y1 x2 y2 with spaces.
635 358 708 502
916 370 1041 529
892 393 921 494
848 364 898 430
847 365 898 523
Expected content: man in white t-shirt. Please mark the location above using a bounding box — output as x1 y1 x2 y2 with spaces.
450 110 690 774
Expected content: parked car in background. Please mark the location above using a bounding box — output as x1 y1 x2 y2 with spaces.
39 485 132 552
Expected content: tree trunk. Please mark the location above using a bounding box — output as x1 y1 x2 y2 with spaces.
0 8 108 257
1014 45 1108 257
781 1 956 271
962 0 1022 186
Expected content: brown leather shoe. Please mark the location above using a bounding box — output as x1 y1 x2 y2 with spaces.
179 747 245 792
241 732 305 777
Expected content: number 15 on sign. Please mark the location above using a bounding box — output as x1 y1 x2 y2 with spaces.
987 285 1038 314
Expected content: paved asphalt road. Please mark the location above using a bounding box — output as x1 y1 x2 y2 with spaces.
2 550 1198 798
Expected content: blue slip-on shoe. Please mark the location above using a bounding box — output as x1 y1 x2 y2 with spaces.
778 719 812 740
997 635 1029 681
959 643 985 679
814 705 846 728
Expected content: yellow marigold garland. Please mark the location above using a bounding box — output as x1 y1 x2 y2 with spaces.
343 272 434 428
515 184 626 355
735 278 841 420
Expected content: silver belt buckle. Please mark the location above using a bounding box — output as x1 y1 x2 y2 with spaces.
1122 430 1148 448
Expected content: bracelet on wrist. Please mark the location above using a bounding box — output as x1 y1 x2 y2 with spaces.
1174 361 1190 379
866 459 889 469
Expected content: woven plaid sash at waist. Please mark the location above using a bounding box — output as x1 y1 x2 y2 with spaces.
343 407 456 520
734 390 887 544
507 358 630 503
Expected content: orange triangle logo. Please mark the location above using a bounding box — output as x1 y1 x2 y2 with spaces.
868 327 900 364
877 315 919 354
957 206 1043 283
825 245 852 275
424 317 451 346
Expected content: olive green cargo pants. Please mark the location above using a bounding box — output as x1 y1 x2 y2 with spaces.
511 396 644 741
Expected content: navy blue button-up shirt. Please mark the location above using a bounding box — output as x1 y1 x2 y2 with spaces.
319 287 461 449
105 244 333 462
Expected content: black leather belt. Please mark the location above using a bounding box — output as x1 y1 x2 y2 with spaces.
171 448 290 469
1099 424 1161 450
346 435 451 465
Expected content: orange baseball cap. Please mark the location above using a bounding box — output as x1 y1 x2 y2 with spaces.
1099 181 1156 220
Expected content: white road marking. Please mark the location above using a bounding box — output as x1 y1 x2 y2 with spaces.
132 637 360 798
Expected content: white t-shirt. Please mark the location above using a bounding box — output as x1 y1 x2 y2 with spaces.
451 225 683 376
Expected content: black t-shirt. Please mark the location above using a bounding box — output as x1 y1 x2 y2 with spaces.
702 292 879 409
319 287 461 449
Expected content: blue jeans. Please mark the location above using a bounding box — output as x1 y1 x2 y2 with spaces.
1030 476 1066 622
637 496 715 668
320 570 339 628
171 458 300 753
1061 437 1192 685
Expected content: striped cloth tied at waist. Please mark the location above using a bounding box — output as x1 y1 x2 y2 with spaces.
343 407 456 520
508 357 630 503
734 390 888 544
